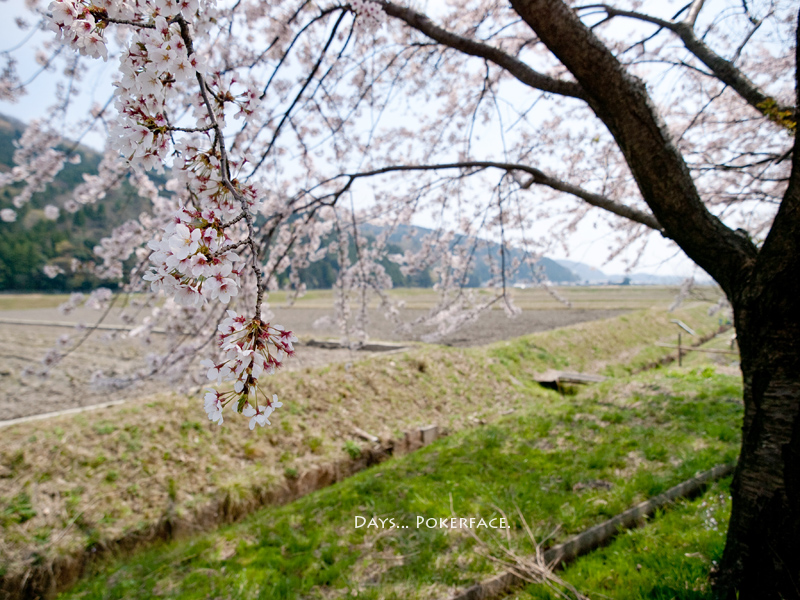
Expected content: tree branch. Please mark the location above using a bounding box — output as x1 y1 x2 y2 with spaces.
684 0 706 27
578 3 795 127
512 0 758 298
379 1 587 101
174 15 266 321
318 161 663 230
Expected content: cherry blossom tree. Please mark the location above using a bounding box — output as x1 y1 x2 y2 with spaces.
0 0 798 596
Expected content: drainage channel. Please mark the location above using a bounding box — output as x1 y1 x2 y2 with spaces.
447 463 735 600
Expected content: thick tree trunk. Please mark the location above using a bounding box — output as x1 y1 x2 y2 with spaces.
718 19 800 587
503 2 800 596
717 289 800 598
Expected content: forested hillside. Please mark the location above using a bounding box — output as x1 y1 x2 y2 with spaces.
286 224 578 289
0 115 579 292
0 114 150 291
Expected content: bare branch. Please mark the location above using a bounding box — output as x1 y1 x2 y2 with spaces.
577 3 795 126
512 0 758 298
247 9 347 178
684 0 706 28
322 161 663 230
169 125 214 133
379 0 587 101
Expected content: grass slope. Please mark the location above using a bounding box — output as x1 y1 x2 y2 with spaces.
58 361 741 599
0 303 724 584
517 479 732 600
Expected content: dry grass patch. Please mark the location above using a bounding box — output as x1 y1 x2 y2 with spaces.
0 294 70 311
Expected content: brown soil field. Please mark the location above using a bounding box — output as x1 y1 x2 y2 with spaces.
1 304 627 422
266 306 629 345
0 320 390 423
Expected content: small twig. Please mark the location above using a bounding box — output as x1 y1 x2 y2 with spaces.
169 125 215 133
212 239 250 256
463 506 589 600
218 212 248 229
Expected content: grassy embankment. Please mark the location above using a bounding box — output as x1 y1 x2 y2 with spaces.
1 302 727 589
521 331 738 600
516 478 732 600
59 349 742 599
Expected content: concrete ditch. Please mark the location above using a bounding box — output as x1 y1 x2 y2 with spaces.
634 324 734 374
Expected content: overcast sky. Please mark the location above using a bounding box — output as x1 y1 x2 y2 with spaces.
0 0 713 280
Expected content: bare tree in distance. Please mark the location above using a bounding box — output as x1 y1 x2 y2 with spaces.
0 0 797 596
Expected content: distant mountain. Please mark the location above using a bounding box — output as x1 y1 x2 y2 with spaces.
359 223 579 287
4 114 578 293
9 112 699 292
553 259 608 284
554 259 706 285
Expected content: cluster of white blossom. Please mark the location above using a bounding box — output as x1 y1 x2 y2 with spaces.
144 206 243 307
44 205 60 220
72 153 128 206
58 292 87 315
85 287 113 310
108 15 206 172
40 0 291 427
94 219 148 279
0 56 21 102
170 144 262 216
47 0 109 60
350 0 385 32
47 0 206 61
0 121 67 215
43 264 66 278
202 310 296 428
200 73 264 124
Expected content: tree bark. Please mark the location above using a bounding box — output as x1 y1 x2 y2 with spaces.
717 17 800 593
718 297 800 598
505 1 800 596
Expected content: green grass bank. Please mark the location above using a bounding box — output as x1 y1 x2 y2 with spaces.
57 359 742 599
0 303 728 595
